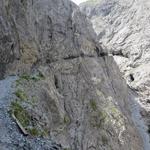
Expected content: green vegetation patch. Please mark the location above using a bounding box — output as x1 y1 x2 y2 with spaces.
10 101 49 137
16 72 45 87
16 79 22 86
27 127 49 137
27 127 40 136
11 101 30 127
12 72 48 137
21 73 45 82
90 100 97 111
20 74 31 81
15 89 27 101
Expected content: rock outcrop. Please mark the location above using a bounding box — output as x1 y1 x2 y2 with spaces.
0 0 144 149
80 0 150 132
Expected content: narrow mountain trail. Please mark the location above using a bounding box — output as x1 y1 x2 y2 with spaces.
0 76 18 149
0 76 61 150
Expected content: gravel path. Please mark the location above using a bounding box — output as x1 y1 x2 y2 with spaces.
0 76 62 150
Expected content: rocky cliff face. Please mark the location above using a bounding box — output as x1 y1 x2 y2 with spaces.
0 0 143 149
80 0 150 89
80 0 150 134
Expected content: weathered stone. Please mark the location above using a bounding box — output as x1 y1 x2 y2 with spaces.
80 0 150 149
0 0 144 149
80 0 150 103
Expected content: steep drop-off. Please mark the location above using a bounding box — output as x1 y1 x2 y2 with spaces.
0 0 143 149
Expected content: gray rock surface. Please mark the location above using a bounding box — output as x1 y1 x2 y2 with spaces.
0 76 62 150
129 89 150 150
0 0 144 149
80 0 150 94
0 0 99 78
80 0 150 149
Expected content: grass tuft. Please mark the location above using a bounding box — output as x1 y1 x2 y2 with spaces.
15 89 27 101
11 101 30 127
27 127 40 136
20 74 31 81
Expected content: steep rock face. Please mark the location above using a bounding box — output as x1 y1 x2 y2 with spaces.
0 0 143 149
80 0 150 129
0 0 98 78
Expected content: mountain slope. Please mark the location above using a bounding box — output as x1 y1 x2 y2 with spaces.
0 0 144 149
80 0 150 98
80 0 150 149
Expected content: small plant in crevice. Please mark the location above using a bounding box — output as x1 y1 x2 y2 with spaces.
64 115 71 125
90 100 97 111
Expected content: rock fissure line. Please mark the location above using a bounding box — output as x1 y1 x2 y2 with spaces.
45 52 110 64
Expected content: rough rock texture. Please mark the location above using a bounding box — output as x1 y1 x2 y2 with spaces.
0 0 99 79
0 0 144 149
0 76 62 150
80 0 150 133
80 0 150 88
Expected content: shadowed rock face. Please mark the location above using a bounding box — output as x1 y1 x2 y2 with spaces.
0 0 143 149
